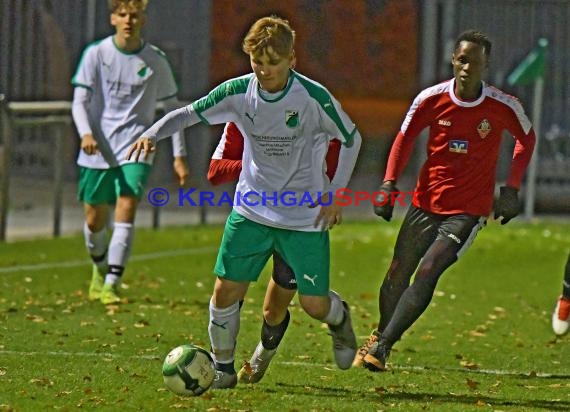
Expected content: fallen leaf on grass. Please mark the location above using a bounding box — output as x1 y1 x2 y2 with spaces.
30 377 53 386
25 314 46 323
460 360 479 370
548 383 570 388
466 378 479 390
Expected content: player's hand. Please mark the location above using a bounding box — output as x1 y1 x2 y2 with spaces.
126 137 155 162
173 156 189 186
373 181 399 222
494 185 519 225
310 192 342 230
80 134 98 155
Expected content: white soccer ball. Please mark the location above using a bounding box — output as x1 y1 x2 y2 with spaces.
162 344 215 396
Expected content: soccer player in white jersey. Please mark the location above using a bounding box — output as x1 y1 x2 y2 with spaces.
207 122 341 384
127 16 362 389
71 0 188 305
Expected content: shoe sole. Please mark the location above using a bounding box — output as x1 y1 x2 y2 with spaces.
352 355 365 368
363 354 386 372
237 367 262 384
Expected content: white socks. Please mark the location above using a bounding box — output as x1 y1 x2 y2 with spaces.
208 299 241 364
108 222 134 267
322 290 344 326
84 221 134 285
83 223 108 273
106 222 134 284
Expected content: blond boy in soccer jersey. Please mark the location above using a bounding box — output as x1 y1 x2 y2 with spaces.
127 16 362 388
71 0 188 305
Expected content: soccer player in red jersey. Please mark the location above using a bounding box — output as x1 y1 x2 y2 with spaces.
552 252 570 336
353 30 536 371
207 122 341 383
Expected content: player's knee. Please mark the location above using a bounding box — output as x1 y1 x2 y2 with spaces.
212 278 248 308
413 264 441 291
263 306 288 325
298 295 328 320
384 258 413 286
415 258 436 279
85 213 107 232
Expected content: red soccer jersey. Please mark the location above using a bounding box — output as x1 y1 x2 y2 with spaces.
208 122 341 185
384 78 536 216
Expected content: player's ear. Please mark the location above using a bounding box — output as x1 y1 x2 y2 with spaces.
290 50 296 69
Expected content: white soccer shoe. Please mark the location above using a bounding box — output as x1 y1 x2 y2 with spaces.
552 296 570 336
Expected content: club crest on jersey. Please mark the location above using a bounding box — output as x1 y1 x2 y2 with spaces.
449 140 468 154
285 110 299 128
137 64 148 77
477 119 491 139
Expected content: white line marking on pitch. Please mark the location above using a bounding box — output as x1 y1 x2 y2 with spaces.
280 361 567 378
0 350 566 378
0 350 159 360
0 247 217 274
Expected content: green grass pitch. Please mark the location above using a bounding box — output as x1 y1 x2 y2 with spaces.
0 219 569 411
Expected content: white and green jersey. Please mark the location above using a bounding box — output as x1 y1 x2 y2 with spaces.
72 36 178 168
145 71 360 231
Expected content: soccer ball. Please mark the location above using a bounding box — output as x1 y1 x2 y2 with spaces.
162 344 215 396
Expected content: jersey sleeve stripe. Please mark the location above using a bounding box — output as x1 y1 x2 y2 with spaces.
191 75 251 116
71 82 93 91
293 72 355 144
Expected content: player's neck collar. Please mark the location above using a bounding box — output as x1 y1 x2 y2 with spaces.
112 35 145 55
449 78 486 107
257 73 294 103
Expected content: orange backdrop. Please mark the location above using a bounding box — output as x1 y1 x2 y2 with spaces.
210 0 418 136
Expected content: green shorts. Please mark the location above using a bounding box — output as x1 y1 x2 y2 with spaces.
77 164 152 205
214 210 330 296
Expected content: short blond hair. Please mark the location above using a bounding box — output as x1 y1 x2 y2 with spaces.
108 0 148 13
242 16 295 58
